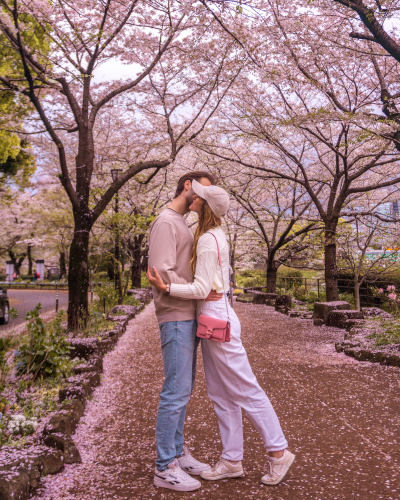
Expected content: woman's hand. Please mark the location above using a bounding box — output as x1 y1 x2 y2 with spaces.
147 266 167 293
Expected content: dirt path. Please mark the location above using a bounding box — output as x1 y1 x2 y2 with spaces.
33 302 400 500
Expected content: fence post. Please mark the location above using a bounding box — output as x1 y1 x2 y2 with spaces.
56 291 59 313
317 279 320 299
367 286 370 306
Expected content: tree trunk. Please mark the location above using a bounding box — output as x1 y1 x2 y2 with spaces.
67 219 90 331
59 251 67 275
266 257 278 293
324 222 339 302
117 261 124 305
131 236 144 288
107 258 114 281
27 244 33 275
141 248 148 273
354 280 361 311
230 256 236 287
131 260 142 288
8 251 26 276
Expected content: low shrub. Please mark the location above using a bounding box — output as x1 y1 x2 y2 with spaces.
93 282 119 313
7 414 39 436
236 270 266 288
123 295 142 307
338 292 355 308
14 306 73 379
85 315 116 337
367 320 400 346
276 269 304 289
0 334 13 391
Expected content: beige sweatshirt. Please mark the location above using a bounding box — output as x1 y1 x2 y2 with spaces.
148 208 196 324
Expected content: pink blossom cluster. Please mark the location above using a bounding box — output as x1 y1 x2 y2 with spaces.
387 285 396 292
388 293 397 301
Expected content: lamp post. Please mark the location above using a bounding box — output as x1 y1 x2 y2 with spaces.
111 169 122 293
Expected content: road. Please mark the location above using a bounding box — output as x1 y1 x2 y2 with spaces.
34 301 400 500
0 289 69 332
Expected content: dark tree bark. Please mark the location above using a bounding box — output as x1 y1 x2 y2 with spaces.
130 234 145 289
67 221 90 329
27 243 33 275
141 247 149 272
131 261 142 288
59 251 67 275
266 258 279 294
229 233 237 287
8 250 26 276
324 221 339 302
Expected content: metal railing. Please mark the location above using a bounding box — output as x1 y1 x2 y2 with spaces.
244 277 326 298
273 276 392 307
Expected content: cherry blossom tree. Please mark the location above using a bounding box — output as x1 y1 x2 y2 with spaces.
210 162 321 292
0 0 242 328
339 217 400 310
327 0 400 64
94 170 170 302
0 191 39 274
195 0 400 301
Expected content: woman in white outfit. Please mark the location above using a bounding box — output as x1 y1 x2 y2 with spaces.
147 180 295 486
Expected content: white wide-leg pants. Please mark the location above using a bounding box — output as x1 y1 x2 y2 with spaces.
201 299 288 461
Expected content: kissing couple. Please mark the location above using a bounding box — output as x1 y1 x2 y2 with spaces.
147 171 295 492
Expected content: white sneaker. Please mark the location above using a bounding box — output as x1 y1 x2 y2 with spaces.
177 445 211 475
154 459 201 491
261 449 295 486
200 458 244 480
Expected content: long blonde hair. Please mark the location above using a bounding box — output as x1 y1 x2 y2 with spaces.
190 201 222 275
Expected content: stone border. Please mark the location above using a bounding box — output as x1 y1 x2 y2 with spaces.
243 292 400 369
0 290 152 500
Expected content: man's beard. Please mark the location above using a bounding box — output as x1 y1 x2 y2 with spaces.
185 191 194 209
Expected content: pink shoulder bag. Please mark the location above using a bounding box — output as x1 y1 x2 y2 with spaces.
196 233 231 343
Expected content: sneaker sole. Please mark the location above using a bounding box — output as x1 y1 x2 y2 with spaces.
261 454 295 486
181 467 210 476
154 476 201 492
200 470 244 481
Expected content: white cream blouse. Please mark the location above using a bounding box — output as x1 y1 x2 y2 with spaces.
170 227 230 300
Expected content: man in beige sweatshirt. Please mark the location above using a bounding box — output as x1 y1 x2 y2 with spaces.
148 171 222 492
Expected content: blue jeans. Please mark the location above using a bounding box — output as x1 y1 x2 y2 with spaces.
156 319 199 470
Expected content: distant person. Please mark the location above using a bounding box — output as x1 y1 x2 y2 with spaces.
12 271 17 281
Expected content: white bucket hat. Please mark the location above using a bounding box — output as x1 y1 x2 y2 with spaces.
192 179 230 217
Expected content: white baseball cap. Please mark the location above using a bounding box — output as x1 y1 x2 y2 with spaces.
192 179 230 217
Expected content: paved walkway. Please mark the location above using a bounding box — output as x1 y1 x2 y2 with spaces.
34 302 400 500
0 290 69 332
